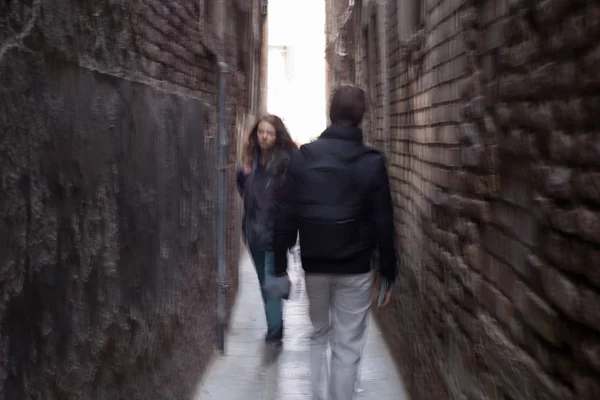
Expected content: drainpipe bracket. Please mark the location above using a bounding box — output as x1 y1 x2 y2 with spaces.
218 61 230 73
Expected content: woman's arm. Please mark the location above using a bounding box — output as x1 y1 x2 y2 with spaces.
236 170 245 197
236 162 252 197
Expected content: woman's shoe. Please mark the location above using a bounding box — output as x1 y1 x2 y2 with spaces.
265 328 283 345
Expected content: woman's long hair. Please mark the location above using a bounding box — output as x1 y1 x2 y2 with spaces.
242 114 297 166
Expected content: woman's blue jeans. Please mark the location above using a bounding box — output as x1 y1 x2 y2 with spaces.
249 248 283 335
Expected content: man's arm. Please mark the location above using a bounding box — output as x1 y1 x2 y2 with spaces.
370 155 397 283
272 154 299 276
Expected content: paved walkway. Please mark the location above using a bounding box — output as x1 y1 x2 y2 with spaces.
194 247 409 400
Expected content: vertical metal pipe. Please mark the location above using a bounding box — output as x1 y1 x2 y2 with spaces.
216 61 229 355
260 3 269 113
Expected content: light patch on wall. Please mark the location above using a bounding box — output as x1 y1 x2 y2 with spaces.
266 0 327 144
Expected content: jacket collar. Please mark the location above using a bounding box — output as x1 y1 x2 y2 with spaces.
254 146 292 173
319 125 363 143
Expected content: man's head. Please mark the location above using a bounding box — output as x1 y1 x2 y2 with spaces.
329 84 367 127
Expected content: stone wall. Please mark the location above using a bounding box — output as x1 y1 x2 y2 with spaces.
0 0 264 398
327 0 600 399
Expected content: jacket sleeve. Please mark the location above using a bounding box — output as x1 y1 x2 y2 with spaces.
272 152 299 277
236 169 247 197
369 154 398 283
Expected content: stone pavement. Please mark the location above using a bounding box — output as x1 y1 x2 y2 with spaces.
194 247 409 400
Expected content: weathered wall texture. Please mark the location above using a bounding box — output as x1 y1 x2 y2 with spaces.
0 0 265 398
326 0 600 399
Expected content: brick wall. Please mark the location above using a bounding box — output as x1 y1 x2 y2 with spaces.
0 0 264 398
327 0 600 399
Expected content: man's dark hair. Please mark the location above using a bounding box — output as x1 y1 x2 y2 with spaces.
329 84 367 127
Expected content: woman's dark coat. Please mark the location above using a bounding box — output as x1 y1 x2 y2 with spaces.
237 147 295 251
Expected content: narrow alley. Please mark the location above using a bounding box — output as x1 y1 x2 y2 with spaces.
195 247 409 400
1 0 600 399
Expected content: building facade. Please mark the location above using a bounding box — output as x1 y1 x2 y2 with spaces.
0 0 266 398
326 0 600 399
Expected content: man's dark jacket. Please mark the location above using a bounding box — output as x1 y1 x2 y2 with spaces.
272 125 397 282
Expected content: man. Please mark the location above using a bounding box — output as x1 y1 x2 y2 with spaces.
272 84 397 400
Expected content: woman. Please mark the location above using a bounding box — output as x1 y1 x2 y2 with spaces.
237 114 297 344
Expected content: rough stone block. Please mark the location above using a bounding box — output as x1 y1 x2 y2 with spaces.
577 208 600 245
574 374 600 400
549 207 579 236
528 62 557 97
527 104 555 136
574 172 600 204
580 288 600 334
535 0 579 26
494 256 520 298
531 195 553 227
464 243 483 271
552 98 586 129
582 246 600 291
484 225 527 277
575 133 600 167
539 230 566 270
448 195 491 223
508 0 527 11
478 314 574 400
461 144 483 167
548 130 574 162
541 267 581 321
474 278 515 328
523 254 545 294
513 284 561 345
458 122 482 145
561 13 589 51
503 38 543 68
492 201 534 246
535 166 572 200
581 339 600 374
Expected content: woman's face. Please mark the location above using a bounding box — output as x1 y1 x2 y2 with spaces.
257 120 277 151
